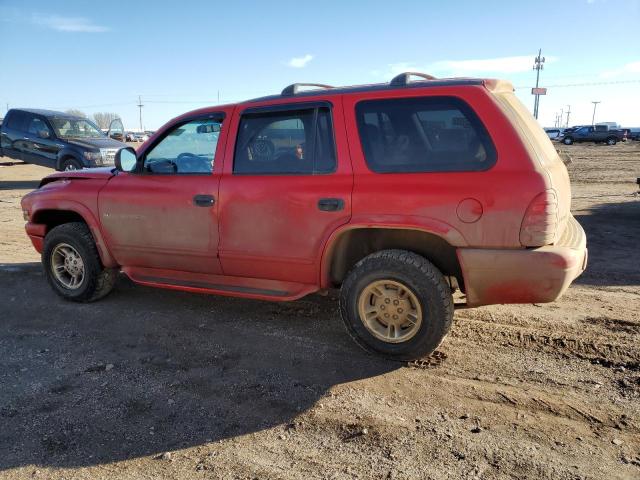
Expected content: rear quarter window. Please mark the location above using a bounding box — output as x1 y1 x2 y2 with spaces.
355 96 496 173
494 92 560 167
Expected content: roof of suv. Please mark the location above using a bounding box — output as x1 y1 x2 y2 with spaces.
10 108 81 119
245 77 487 104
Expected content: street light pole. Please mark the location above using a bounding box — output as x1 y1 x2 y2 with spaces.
591 101 601 126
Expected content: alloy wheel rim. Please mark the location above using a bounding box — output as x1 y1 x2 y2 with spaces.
64 163 77 171
357 279 423 343
51 243 85 289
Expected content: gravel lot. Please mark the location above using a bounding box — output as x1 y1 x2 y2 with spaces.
0 143 639 479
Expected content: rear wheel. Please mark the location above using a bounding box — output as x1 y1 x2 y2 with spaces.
42 222 117 302
339 250 453 360
606 137 617 146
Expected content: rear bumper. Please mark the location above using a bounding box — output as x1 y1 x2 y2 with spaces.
457 215 587 307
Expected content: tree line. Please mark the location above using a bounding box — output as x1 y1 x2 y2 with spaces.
65 110 121 130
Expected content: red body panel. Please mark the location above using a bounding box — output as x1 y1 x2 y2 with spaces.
20 78 586 305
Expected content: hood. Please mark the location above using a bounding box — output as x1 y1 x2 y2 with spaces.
39 167 116 187
65 137 126 150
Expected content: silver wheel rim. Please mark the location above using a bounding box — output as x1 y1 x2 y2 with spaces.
51 243 85 289
64 163 78 171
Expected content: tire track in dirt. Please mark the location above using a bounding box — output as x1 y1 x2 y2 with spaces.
450 316 640 368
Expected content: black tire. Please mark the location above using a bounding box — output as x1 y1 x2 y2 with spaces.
606 137 617 146
339 249 453 360
60 157 83 171
42 222 117 302
563 137 574 145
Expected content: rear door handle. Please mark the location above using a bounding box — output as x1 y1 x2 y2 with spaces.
193 194 215 207
318 198 345 212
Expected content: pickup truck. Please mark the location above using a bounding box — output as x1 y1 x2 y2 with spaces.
560 125 626 145
0 109 127 170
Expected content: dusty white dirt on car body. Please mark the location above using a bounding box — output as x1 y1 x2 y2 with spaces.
0 143 638 479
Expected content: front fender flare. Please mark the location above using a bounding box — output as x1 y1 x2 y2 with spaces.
31 199 117 268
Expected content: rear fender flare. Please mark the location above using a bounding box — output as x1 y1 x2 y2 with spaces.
318 216 468 288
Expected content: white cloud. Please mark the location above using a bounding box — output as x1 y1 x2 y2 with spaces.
600 60 640 78
376 55 558 79
287 54 314 68
32 14 109 33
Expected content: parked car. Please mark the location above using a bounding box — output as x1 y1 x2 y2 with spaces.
0 109 127 170
125 132 136 142
133 132 149 142
544 128 564 139
627 128 640 140
559 124 626 145
20 73 587 360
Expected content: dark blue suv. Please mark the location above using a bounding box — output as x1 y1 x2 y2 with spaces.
0 109 126 170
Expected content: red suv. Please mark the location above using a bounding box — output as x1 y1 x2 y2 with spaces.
21 73 587 360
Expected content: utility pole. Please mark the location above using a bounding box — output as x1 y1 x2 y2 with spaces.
137 95 144 131
532 48 545 119
591 101 601 126
565 105 571 128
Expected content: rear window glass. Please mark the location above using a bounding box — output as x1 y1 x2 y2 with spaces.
495 92 559 166
355 97 496 173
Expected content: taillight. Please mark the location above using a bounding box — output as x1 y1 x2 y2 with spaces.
520 190 558 247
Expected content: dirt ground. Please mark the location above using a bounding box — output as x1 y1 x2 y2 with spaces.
0 143 638 480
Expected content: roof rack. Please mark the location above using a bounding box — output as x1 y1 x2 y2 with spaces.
281 83 333 96
390 72 437 87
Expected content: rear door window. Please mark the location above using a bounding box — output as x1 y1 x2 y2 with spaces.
6 111 27 131
234 106 336 175
355 97 496 173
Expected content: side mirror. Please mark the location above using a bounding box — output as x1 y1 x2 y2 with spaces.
38 130 51 139
114 147 138 172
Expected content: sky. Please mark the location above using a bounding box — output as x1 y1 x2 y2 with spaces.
1 0 639 130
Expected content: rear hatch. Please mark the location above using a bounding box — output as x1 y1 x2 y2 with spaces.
490 87 571 245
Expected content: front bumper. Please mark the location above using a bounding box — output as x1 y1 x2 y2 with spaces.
457 215 587 307
25 222 46 252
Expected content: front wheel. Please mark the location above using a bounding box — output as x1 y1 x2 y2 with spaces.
563 137 574 145
60 157 83 171
606 137 617 146
42 222 117 302
339 250 453 360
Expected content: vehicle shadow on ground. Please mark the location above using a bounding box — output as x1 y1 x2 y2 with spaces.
574 198 640 287
0 265 399 470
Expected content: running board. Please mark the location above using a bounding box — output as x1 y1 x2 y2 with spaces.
122 266 317 301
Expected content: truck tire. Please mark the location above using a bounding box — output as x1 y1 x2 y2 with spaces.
339 249 453 361
60 157 83 171
563 137 574 145
42 222 117 302
606 137 617 146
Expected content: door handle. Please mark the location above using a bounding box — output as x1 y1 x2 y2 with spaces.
318 198 345 212
193 194 215 207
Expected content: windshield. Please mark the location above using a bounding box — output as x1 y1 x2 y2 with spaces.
50 117 105 139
